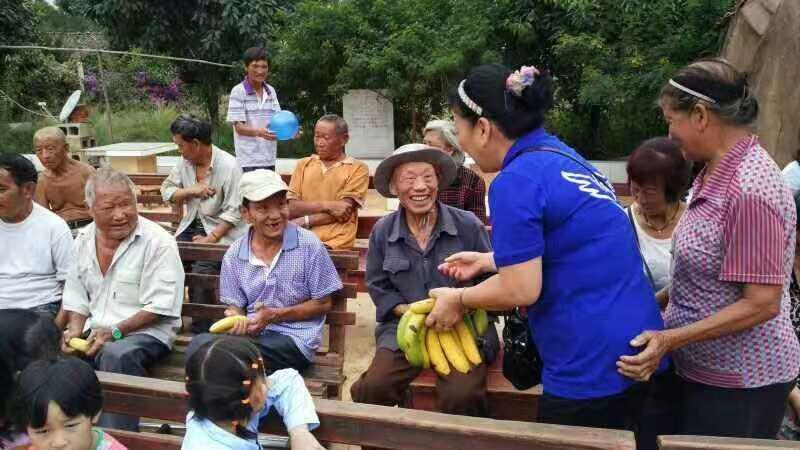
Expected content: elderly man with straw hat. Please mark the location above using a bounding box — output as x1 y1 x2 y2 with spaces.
350 144 498 419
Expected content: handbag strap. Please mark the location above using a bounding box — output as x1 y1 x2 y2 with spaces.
627 207 655 288
508 144 655 288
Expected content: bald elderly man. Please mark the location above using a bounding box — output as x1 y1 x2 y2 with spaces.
33 127 95 228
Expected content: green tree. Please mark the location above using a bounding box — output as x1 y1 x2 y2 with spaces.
60 0 292 128
500 0 734 157
272 0 503 144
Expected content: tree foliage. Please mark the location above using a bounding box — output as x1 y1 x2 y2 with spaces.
274 0 734 157
60 0 293 126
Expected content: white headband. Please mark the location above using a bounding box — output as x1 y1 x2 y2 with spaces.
458 80 482 116
668 79 717 104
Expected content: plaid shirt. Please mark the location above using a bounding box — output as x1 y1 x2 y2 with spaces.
437 165 487 224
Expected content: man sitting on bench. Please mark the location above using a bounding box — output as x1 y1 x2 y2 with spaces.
61 168 185 432
350 144 498 417
161 114 248 333
186 169 343 373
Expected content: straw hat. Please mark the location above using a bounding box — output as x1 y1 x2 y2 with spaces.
374 143 457 198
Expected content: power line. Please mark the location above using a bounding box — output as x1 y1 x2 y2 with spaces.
0 88 57 119
0 45 237 68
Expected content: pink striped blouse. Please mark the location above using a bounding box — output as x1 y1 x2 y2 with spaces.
665 135 800 388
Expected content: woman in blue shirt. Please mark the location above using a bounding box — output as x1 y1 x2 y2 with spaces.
426 64 668 431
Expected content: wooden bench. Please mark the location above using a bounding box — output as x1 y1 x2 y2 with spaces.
148 242 359 400
408 349 542 422
658 435 800 449
104 429 183 450
98 371 637 450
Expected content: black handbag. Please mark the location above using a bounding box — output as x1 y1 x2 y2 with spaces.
502 307 543 390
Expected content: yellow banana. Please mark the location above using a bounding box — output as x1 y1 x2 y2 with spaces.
396 309 413 352
404 313 426 350
68 338 91 353
426 329 451 376
420 325 430 369
455 321 482 366
438 330 470 374
209 315 246 333
409 298 435 314
472 309 489 336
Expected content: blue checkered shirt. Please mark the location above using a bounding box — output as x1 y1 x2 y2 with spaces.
219 224 342 360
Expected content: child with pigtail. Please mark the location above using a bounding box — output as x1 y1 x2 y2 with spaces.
182 337 323 450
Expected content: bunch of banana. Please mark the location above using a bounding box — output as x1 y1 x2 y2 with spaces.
209 315 248 333
396 298 490 376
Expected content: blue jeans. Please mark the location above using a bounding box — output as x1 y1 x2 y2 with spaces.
91 334 169 431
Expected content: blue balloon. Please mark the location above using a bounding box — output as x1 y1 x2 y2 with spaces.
268 110 300 141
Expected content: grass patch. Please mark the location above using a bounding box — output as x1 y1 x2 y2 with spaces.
2 106 314 160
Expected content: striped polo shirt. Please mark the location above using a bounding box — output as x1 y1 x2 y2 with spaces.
666 135 800 388
226 79 281 168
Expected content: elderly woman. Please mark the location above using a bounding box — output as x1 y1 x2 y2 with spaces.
425 64 667 433
350 144 497 418
423 120 487 223
626 137 691 294
617 58 800 439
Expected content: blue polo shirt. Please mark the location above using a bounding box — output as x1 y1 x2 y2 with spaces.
490 128 667 399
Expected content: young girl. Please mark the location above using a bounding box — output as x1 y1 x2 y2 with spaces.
182 337 323 450
13 357 126 450
0 309 61 450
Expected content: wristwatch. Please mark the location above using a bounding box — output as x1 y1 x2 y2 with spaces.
111 326 123 341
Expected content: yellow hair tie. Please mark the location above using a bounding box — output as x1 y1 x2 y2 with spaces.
241 398 250 405
242 379 251 386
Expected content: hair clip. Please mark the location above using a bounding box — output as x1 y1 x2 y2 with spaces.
506 66 540 97
241 398 250 405
242 379 252 386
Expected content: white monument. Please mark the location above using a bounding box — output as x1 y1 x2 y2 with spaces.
343 89 394 159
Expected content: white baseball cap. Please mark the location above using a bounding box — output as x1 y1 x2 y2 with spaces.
239 169 288 202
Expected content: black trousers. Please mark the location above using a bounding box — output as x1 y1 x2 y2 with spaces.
177 219 221 334
537 381 648 430
640 369 792 447
186 331 311 374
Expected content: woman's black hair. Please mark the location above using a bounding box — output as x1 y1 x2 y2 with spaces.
0 309 60 439
170 114 212 145
627 137 692 203
185 338 267 441
660 57 758 127
13 357 103 430
448 64 555 140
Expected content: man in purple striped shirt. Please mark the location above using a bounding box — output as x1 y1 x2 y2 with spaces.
186 169 342 371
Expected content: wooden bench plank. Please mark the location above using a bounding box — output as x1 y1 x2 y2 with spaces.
181 302 355 325
183 273 358 301
98 372 636 450
177 242 360 271
104 429 182 450
658 435 800 450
